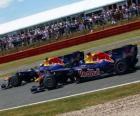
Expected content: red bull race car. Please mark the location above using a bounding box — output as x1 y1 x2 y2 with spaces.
0 44 138 91
30 44 138 93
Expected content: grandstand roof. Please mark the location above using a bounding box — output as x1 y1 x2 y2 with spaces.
0 0 125 35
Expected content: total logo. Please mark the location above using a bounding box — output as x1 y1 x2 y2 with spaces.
78 68 101 78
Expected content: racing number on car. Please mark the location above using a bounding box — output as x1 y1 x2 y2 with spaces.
78 68 101 78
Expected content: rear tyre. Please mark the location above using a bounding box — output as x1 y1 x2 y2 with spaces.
114 60 128 75
9 76 22 87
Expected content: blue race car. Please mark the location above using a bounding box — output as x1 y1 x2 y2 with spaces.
70 44 138 83
31 44 138 92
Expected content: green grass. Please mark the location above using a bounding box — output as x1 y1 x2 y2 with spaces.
0 82 140 116
0 29 140 72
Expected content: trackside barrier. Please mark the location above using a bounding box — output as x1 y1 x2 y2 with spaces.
0 21 140 64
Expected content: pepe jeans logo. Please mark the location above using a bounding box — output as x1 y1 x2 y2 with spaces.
78 68 101 77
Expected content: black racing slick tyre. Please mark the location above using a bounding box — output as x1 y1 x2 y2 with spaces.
9 76 22 87
43 75 57 90
114 60 128 75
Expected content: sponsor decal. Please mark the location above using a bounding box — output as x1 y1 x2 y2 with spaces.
78 68 101 78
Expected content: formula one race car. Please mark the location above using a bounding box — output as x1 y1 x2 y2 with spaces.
31 44 138 93
31 51 84 93
1 69 38 89
74 44 138 83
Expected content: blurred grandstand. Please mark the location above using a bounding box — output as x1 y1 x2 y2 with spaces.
0 0 140 55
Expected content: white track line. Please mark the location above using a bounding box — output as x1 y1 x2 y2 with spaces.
0 80 140 112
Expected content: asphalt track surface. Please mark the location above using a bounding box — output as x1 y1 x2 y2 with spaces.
0 49 140 110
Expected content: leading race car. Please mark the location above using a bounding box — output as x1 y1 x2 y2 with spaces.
31 44 138 93
74 44 138 83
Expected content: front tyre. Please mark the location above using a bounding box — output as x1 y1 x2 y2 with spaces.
43 75 57 90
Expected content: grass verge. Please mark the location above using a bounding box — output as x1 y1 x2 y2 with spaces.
0 29 140 72
0 82 140 116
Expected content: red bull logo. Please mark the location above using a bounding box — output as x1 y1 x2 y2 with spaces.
78 68 101 78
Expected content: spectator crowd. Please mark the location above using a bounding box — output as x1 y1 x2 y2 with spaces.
0 3 140 52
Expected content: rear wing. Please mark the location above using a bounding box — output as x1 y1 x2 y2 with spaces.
106 44 138 60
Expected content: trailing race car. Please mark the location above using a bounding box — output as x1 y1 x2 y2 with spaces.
31 44 138 93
